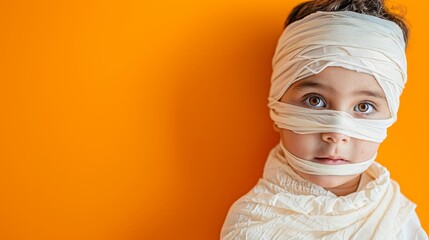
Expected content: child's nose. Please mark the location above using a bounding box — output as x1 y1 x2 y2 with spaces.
321 132 350 143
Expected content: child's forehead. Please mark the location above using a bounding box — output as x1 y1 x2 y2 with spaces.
285 67 386 98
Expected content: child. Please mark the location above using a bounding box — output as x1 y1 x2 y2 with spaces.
221 0 428 239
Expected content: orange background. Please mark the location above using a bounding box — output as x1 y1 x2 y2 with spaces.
0 0 427 239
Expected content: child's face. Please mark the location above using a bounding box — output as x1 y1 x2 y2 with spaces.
277 66 391 189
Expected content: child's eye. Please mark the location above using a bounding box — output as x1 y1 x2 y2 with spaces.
304 95 326 108
354 102 376 114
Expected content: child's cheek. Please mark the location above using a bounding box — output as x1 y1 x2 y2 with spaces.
354 140 381 162
280 129 318 159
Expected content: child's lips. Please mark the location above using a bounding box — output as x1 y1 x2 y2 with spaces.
314 156 349 165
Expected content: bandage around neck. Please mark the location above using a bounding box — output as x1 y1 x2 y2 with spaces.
279 142 376 176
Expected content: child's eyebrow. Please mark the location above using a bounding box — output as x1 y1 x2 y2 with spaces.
354 90 386 99
290 80 328 91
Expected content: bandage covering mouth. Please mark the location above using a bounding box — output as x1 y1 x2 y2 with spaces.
268 11 407 176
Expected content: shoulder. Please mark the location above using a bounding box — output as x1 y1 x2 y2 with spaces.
395 211 428 240
389 180 428 239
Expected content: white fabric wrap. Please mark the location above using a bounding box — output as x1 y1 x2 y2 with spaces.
220 144 427 239
271 102 395 143
268 11 407 176
279 141 377 175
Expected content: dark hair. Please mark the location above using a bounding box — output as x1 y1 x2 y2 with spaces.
285 0 409 45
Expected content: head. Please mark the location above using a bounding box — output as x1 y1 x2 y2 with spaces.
269 0 409 191
285 0 409 45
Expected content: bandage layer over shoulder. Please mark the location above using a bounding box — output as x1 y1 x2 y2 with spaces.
220 144 425 239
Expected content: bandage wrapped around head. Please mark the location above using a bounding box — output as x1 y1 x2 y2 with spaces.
269 11 407 175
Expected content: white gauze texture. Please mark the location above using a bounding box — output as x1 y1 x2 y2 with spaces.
268 11 407 176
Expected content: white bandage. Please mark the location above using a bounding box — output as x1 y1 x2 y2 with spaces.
279 142 377 176
268 11 407 175
271 101 394 143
